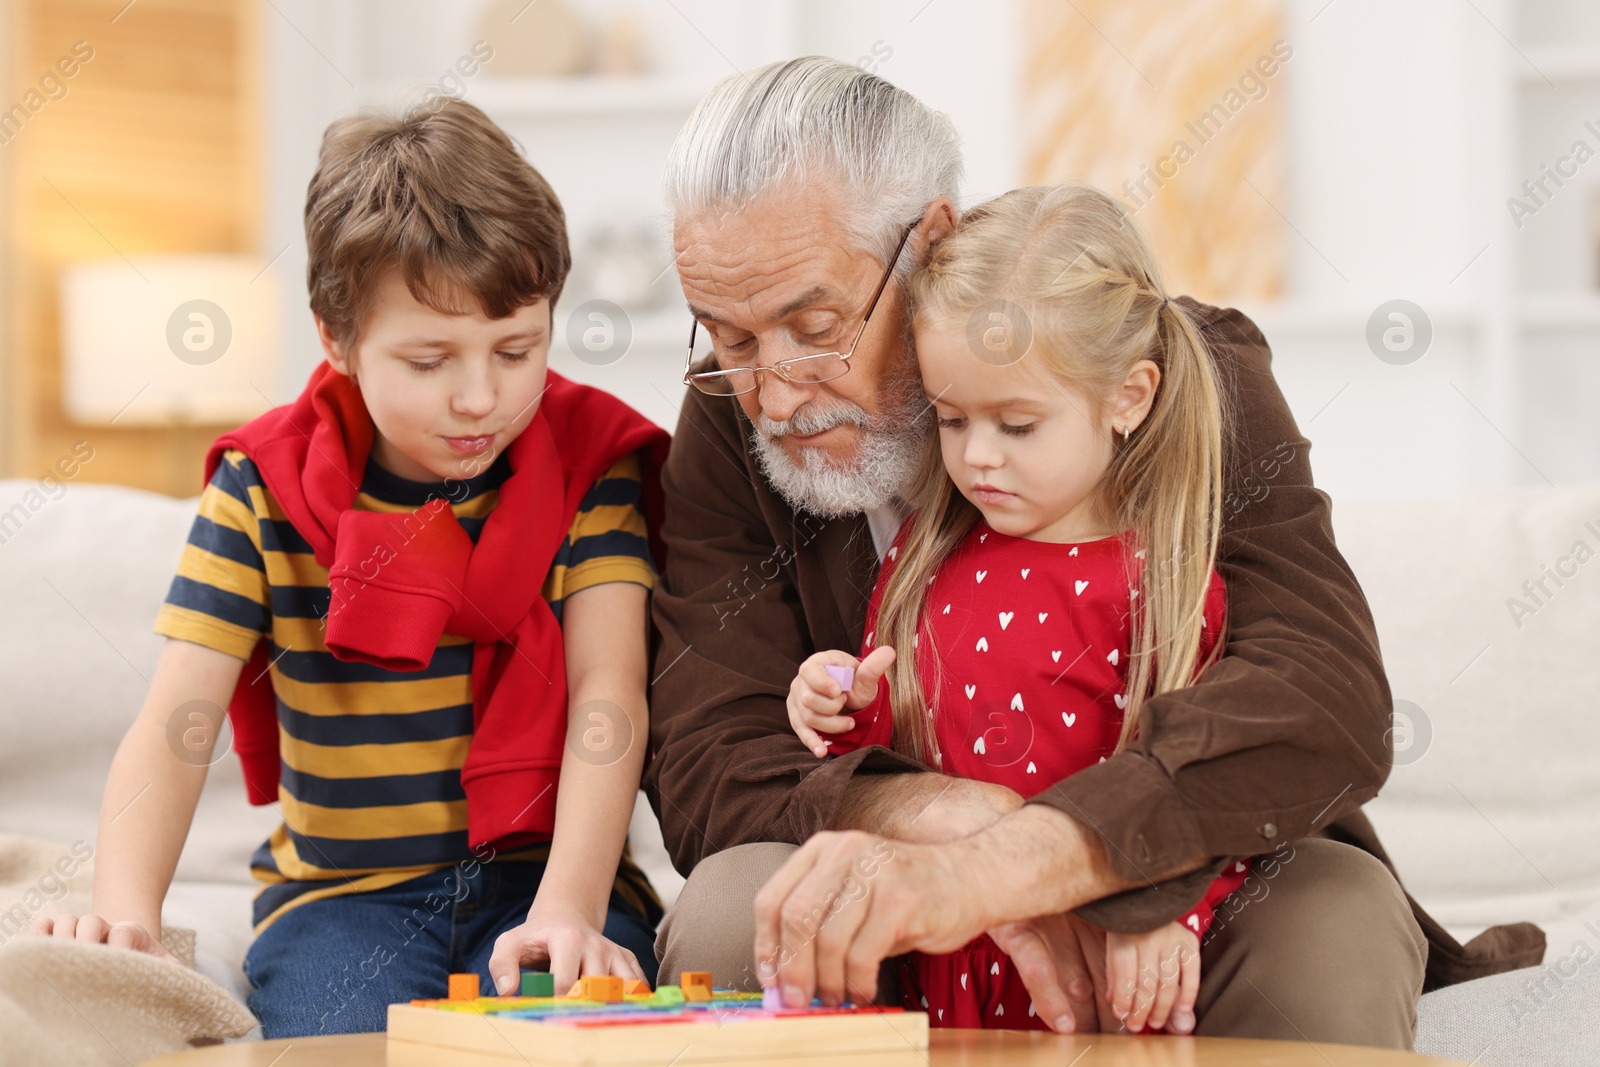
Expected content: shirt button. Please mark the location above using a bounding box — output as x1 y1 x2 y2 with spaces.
1260 822 1278 840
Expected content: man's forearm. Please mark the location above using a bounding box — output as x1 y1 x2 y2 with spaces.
955 803 1213 927
834 771 1022 843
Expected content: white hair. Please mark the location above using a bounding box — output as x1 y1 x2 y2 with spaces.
662 56 963 272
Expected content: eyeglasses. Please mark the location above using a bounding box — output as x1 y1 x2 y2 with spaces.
682 220 919 397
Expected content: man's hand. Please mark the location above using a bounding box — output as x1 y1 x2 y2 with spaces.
990 912 1117 1033
752 830 988 1008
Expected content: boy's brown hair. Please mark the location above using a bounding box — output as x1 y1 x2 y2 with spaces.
305 99 570 348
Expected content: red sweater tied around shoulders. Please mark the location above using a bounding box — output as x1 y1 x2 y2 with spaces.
205 362 670 852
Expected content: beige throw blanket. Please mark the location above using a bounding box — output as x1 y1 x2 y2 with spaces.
0 832 257 1065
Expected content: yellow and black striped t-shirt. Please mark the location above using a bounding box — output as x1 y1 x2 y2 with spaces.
155 447 662 933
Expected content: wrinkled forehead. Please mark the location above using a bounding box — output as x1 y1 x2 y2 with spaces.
671 190 877 326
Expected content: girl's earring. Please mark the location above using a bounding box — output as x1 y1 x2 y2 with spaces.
1121 425 1130 442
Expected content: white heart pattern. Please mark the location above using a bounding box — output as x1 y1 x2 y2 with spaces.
1026 761 1037 773
1113 693 1128 709
1028 1003 1037 1018
1235 861 1247 874
866 631 874 646
1135 549 1146 559
990 962 1000 976
1021 568 1030 579
1186 914 1201 932
1075 580 1089 595
960 973 968 990
1010 693 1024 711
1038 612 1048 623
943 603 951 614
1051 650 1062 662
980 533 988 542
1062 712 1076 727
1107 649 1119 665
999 611 1014 629
965 684 976 699
976 637 989 652
976 570 988 583
996 1004 1005 1016
1069 546 1079 556
887 546 898 560
973 736 986 755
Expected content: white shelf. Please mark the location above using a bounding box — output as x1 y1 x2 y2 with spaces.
1517 45 1600 84
458 76 712 118
550 305 687 357
1518 293 1600 330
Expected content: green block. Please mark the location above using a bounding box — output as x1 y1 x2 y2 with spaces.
520 971 555 997
650 985 686 1007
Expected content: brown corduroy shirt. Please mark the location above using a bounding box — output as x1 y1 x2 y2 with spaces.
643 297 1545 991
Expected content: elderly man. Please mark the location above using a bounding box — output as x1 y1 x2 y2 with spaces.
643 56 1542 1047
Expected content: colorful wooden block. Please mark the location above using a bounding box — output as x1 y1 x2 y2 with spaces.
823 664 855 691
564 980 584 998
520 971 555 998
762 985 785 1011
446 973 480 1001
622 978 651 996
679 971 712 995
649 985 685 1007
387 990 929 1065
580 976 624 1003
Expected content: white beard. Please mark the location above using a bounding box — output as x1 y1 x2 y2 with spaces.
748 377 931 520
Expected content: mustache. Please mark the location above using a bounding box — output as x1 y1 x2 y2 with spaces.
756 399 873 439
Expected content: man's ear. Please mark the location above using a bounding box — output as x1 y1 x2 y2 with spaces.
315 315 353 376
918 196 959 250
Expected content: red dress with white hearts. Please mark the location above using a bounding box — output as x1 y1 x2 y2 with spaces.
828 518 1250 1030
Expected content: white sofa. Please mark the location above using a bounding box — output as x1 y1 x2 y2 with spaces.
0 476 1593 1062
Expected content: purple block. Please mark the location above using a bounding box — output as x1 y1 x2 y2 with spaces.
762 986 786 1012
823 665 856 691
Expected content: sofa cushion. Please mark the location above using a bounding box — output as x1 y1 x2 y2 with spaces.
1332 481 1600 949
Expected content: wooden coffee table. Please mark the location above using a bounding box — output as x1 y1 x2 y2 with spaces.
141 1030 1471 1065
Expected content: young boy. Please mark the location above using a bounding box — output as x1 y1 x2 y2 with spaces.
28 100 670 1037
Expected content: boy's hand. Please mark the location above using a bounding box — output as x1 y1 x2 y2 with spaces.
488 901 645 997
26 913 175 961
787 647 896 758
1104 921 1200 1034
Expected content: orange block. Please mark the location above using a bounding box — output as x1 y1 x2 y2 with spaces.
580 976 625 1003
623 978 652 996
447 973 480 1001
681 969 713 1004
564 980 584 998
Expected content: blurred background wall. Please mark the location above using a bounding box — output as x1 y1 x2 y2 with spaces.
0 0 1594 503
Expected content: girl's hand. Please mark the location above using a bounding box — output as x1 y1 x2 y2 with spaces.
1104 921 1201 1034
488 900 645 997
26 912 175 961
787 646 896 757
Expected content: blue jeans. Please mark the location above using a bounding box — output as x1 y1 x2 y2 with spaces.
242 860 659 1037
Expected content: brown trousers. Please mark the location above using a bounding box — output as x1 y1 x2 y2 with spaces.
656 838 1428 1050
